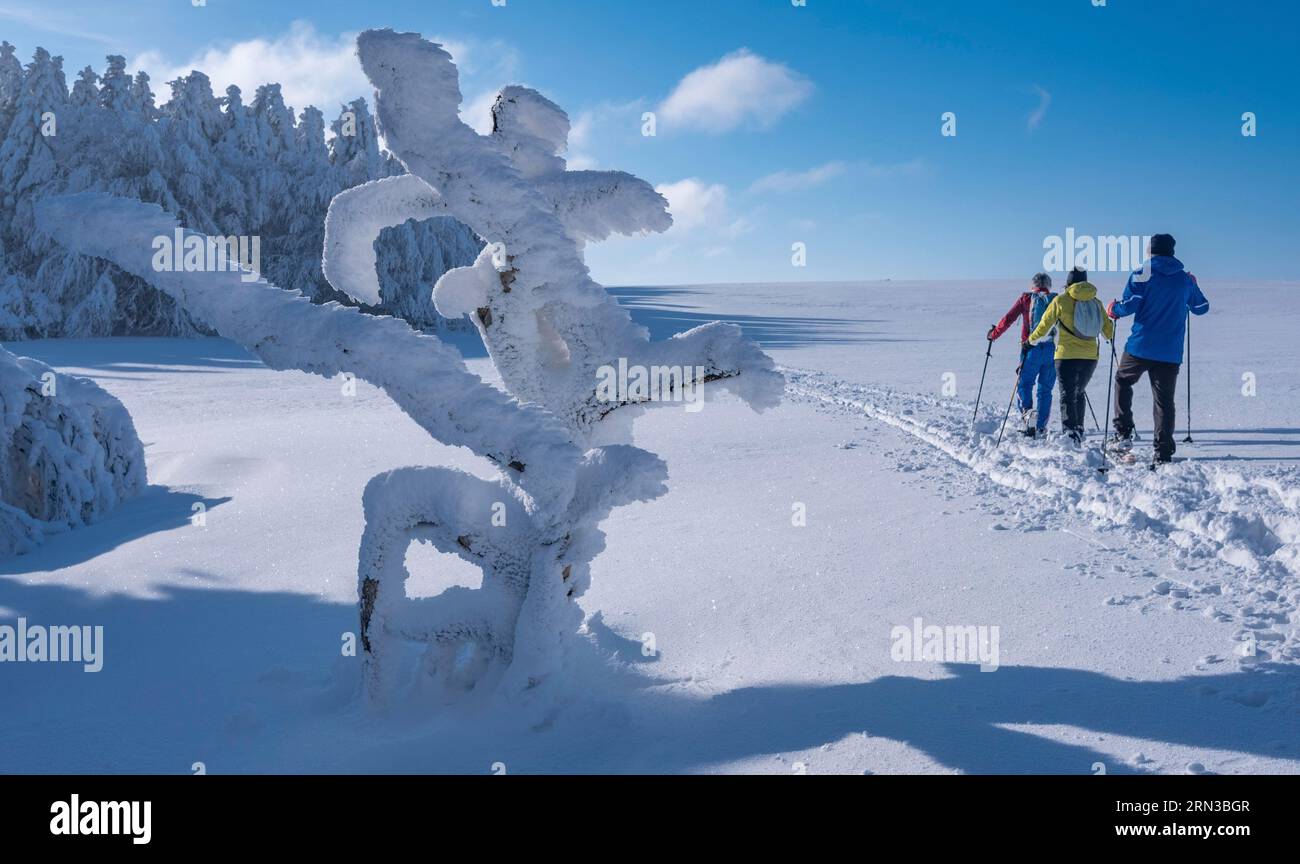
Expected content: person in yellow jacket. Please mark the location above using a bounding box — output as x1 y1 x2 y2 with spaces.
1027 268 1115 444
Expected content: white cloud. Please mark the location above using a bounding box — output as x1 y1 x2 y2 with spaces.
566 154 600 171
569 110 595 150
133 22 366 114
658 48 812 134
563 107 597 167
1028 84 1051 131
656 178 729 231
750 161 847 194
462 87 502 135
562 99 646 170
133 22 517 130
655 178 752 240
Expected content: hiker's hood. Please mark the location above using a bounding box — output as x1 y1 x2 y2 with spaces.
1066 281 1097 301
1146 255 1185 276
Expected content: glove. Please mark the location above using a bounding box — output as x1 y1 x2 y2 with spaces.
986 325 998 341
1106 300 1119 320
1188 271 1198 285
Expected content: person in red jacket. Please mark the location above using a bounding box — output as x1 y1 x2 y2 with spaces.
987 272 1057 437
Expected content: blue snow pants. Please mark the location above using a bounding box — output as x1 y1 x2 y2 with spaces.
1017 342 1056 431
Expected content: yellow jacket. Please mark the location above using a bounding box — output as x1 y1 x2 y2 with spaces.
1028 281 1115 360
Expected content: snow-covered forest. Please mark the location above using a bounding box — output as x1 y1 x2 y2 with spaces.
0 41 481 339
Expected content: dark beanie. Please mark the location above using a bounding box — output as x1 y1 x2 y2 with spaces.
1066 267 1088 287
1149 233 1176 256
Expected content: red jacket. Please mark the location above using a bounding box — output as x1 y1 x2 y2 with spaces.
990 288 1051 344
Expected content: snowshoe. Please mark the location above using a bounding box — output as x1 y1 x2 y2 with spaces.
1106 433 1134 454
1104 435 1137 464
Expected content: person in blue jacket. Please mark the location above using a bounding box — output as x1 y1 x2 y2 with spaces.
1106 234 1210 464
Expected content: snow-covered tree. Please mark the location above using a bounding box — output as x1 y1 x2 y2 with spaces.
0 342 146 555
0 45 483 339
0 42 22 111
38 29 781 719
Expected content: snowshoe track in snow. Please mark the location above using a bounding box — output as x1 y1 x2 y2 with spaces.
785 367 1300 665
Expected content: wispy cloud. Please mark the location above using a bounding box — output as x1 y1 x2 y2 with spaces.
658 48 812 134
861 157 930 179
750 161 847 194
1027 84 1051 131
750 158 928 194
0 4 117 46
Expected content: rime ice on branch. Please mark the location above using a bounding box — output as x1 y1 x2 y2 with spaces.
39 29 780 715
331 31 783 436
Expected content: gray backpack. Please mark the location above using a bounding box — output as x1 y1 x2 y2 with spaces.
1063 297 1103 340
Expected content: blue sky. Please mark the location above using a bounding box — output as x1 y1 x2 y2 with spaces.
2 0 1297 284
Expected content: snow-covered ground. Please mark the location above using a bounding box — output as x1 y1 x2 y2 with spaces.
2 279 1297 774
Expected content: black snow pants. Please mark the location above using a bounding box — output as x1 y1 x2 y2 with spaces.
1113 352 1181 460
1055 359 1097 438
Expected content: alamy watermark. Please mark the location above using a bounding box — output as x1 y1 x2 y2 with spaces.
595 358 706 412
890 616 999 671
1043 228 1153 277
0 617 103 671
50 795 150 844
152 229 261 282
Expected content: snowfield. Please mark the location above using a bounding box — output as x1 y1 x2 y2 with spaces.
2 279 1297 774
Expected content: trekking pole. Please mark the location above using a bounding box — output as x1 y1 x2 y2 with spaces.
1099 322 1121 474
1084 393 1101 433
1183 310 1194 443
972 338 993 427
995 365 1020 447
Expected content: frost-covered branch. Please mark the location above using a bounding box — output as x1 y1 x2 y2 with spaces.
342 30 783 437
36 192 583 515
322 174 446 306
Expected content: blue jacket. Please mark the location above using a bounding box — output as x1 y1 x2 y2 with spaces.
1110 255 1209 364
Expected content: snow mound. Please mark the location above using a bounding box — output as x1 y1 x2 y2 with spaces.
0 345 145 555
